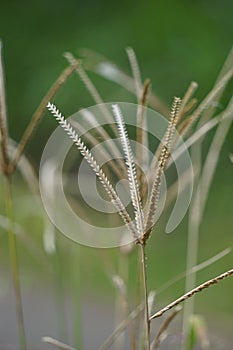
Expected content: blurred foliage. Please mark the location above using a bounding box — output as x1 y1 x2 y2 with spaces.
0 0 232 161
0 0 232 296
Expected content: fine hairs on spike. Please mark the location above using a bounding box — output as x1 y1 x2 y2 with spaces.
112 104 144 241
143 97 182 243
46 102 139 241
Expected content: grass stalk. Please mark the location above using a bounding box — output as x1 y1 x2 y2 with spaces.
182 142 202 348
99 304 144 350
151 306 182 349
0 40 27 350
4 175 27 350
140 244 150 350
64 52 119 136
181 67 233 138
113 254 131 350
0 41 8 173
126 46 142 101
150 269 233 320
156 247 231 295
53 240 68 342
80 48 170 116
71 244 83 350
42 336 77 350
8 63 77 174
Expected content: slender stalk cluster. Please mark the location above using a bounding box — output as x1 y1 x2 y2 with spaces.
47 98 182 246
47 102 139 241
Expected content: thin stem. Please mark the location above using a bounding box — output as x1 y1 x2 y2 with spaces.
0 41 9 173
64 52 119 136
8 63 77 173
80 48 170 117
181 67 233 138
140 244 150 350
136 80 151 201
71 244 83 350
178 81 198 121
156 247 231 295
42 336 77 350
126 47 142 101
134 248 143 350
151 306 182 349
1 42 26 349
98 304 144 350
113 255 131 350
4 175 27 350
181 142 202 348
53 240 68 342
150 269 233 320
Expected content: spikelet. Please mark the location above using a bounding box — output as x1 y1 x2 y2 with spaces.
112 104 144 241
126 47 142 100
143 97 182 243
47 102 139 241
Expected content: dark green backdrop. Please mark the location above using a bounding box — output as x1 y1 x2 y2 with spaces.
0 0 232 160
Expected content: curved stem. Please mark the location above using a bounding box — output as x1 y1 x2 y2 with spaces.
8 64 77 174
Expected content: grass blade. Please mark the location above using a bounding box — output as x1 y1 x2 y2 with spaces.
8 63 78 173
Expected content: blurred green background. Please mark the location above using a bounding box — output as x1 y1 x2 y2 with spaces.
0 0 232 159
0 0 233 348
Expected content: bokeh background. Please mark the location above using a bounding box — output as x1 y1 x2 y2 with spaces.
0 0 232 349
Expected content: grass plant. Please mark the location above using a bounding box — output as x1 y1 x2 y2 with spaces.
0 43 232 350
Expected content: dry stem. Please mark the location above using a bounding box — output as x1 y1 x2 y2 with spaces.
150 269 233 320
141 244 150 349
0 41 9 173
8 63 78 173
